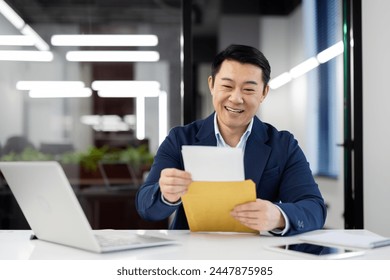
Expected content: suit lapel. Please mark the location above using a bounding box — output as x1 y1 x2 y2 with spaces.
244 117 271 185
194 113 217 146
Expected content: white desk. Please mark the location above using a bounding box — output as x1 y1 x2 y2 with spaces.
0 229 389 260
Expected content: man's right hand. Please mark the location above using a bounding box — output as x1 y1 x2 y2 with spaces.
159 168 192 203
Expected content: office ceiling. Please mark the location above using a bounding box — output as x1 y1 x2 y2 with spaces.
5 0 182 25
3 0 301 61
5 0 301 27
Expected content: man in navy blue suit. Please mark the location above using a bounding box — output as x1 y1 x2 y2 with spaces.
136 44 326 236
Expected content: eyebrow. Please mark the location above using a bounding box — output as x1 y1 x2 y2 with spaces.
220 77 258 86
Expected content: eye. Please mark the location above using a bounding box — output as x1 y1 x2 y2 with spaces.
243 88 256 94
222 85 233 90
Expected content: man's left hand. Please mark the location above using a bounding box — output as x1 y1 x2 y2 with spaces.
230 198 285 232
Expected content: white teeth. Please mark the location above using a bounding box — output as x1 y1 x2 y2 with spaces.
225 106 244 113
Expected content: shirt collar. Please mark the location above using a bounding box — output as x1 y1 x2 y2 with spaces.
214 113 253 150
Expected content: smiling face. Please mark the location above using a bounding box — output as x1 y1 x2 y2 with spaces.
208 59 269 138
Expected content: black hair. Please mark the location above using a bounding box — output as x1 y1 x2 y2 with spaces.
210 44 271 89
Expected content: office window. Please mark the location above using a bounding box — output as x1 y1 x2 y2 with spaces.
256 0 343 178
315 0 342 177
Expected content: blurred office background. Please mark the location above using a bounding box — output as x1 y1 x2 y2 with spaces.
0 0 389 236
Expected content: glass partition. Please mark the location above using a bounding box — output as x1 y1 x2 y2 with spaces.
0 0 182 229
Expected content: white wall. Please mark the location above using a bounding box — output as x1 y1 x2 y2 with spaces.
259 15 296 136
362 0 390 236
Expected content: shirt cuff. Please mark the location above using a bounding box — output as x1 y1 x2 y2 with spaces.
270 205 290 236
161 193 182 206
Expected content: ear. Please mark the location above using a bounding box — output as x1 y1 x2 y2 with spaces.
208 76 214 95
261 85 270 102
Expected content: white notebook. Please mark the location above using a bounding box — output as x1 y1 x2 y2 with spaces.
300 230 390 249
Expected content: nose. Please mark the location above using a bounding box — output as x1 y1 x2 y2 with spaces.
229 88 244 104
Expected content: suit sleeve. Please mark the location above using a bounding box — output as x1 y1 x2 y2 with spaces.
135 128 184 221
274 134 327 235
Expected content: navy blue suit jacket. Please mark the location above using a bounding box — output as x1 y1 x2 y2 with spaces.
136 113 326 236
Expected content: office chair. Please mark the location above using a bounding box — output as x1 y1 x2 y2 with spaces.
2 136 35 155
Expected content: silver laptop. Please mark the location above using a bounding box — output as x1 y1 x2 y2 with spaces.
0 161 176 253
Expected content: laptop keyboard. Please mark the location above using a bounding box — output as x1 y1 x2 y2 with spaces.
94 233 142 248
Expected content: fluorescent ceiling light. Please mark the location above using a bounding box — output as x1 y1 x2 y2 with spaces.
289 57 319 79
66 51 159 62
0 1 49 52
92 80 160 91
29 87 92 98
0 35 35 46
80 115 101 126
93 122 129 132
317 41 344 63
97 90 160 98
124 115 136 126
92 80 160 97
0 0 25 29
270 41 344 90
80 115 129 132
17 81 85 90
20 24 50 51
51 34 158 46
269 72 292 90
0 50 53 61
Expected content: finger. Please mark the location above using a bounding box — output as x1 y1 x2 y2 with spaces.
160 169 192 187
160 176 192 187
161 184 188 196
233 201 261 212
231 212 258 222
161 168 192 179
230 209 258 220
237 217 258 226
232 215 260 231
234 198 270 211
159 168 191 203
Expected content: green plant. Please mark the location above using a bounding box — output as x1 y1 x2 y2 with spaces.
117 145 153 170
0 147 53 161
0 144 154 175
60 146 109 172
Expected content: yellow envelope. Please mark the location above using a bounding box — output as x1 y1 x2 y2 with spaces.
182 179 257 233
